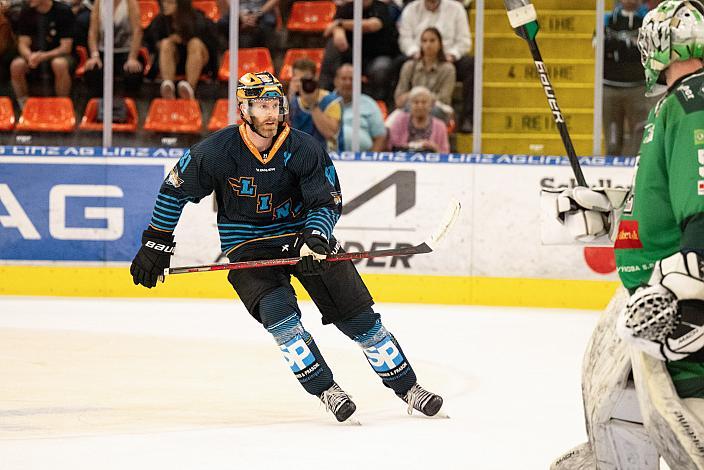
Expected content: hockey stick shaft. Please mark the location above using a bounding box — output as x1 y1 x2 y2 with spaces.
163 199 461 278
503 0 588 187
164 242 432 276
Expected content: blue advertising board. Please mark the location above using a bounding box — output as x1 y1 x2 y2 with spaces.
0 159 168 262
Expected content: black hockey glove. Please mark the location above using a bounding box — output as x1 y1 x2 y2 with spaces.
130 229 176 288
295 231 330 276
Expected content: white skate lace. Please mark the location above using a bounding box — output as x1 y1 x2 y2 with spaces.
320 384 351 415
404 384 434 415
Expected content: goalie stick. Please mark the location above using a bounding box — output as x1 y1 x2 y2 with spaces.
503 0 588 187
160 198 461 279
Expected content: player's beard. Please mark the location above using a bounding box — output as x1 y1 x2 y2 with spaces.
250 114 279 138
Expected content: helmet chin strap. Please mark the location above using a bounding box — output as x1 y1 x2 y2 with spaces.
243 115 271 139
240 103 284 139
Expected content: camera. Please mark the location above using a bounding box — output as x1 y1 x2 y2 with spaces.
301 78 319 94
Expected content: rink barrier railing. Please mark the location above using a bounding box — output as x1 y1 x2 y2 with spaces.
0 147 628 309
0 146 638 167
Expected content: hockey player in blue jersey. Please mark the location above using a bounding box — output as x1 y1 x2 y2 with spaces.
130 71 443 422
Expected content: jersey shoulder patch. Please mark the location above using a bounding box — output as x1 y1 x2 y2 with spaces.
674 72 704 114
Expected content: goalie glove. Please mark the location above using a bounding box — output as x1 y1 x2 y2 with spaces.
616 251 704 361
556 187 614 242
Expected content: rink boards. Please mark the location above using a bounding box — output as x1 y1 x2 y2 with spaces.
0 146 634 308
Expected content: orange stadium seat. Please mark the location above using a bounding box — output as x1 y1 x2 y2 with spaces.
217 48 274 81
75 45 88 78
138 0 159 29
279 48 324 82
376 100 388 120
79 98 139 132
16 97 75 132
0 97 15 131
144 98 202 133
286 1 336 32
138 46 153 76
193 0 220 21
207 98 243 131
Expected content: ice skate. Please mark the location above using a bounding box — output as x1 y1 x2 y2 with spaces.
319 382 356 422
399 383 443 416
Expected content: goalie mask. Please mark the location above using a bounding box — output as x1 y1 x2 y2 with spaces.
638 0 704 96
236 71 288 137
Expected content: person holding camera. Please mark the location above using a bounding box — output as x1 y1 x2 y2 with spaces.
288 58 342 152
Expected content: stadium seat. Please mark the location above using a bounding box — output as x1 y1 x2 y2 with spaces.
279 48 324 82
376 100 388 120
207 98 243 131
193 0 220 21
286 1 336 32
16 97 75 132
79 98 139 132
0 97 15 131
139 46 153 76
143 98 202 133
138 0 159 29
217 48 274 82
75 45 88 78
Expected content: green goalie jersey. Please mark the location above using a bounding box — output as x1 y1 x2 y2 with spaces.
614 70 704 398
614 70 704 291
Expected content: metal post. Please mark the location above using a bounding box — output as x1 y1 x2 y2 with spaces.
472 0 484 154
351 0 362 152
102 0 114 147
228 0 240 125
593 0 605 156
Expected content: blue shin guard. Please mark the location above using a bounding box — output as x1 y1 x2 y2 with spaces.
335 308 417 395
259 288 333 396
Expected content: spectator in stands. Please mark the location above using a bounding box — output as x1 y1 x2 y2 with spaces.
397 0 473 132
70 0 92 48
10 0 75 108
319 0 400 103
0 0 17 82
145 0 219 99
332 63 386 152
394 26 455 123
387 86 449 152
603 0 650 156
288 58 342 151
83 0 143 97
215 0 278 49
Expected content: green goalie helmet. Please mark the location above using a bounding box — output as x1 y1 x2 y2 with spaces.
638 0 704 95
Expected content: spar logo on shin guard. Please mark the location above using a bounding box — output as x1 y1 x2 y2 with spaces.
364 336 405 372
280 335 315 373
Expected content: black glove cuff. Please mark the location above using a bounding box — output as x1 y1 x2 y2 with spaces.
302 229 328 244
143 228 175 244
142 228 176 255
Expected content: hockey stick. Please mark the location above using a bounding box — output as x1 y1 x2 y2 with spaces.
503 0 588 187
161 198 461 278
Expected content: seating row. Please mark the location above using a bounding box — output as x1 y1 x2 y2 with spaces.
137 0 336 33
71 46 323 84
0 97 241 134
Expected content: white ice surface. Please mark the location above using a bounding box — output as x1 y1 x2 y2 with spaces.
0 297 600 470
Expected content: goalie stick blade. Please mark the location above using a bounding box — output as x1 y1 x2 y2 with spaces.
424 198 461 251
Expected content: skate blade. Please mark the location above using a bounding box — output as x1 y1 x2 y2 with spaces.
409 411 451 419
344 416 362 426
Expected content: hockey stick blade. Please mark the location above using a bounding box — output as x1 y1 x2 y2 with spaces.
161 199 461 279
425 198 461 251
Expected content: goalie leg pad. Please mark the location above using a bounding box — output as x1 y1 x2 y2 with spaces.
260 287 333 396
335 308 417 395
